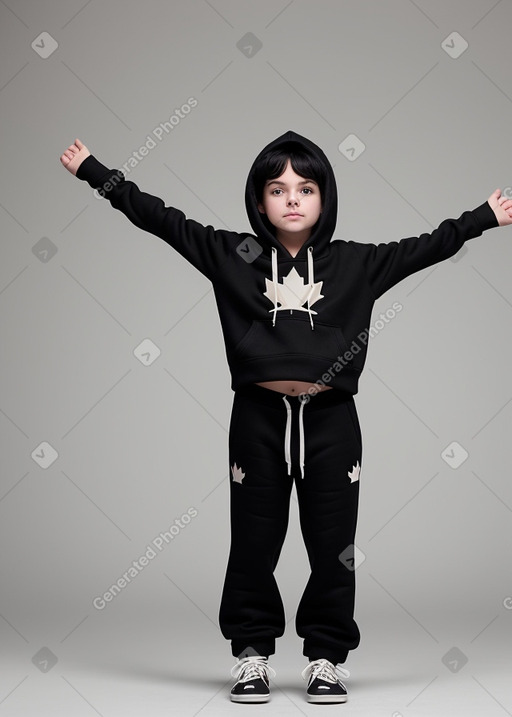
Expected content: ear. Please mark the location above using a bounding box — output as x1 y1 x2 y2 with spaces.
257 202 265 214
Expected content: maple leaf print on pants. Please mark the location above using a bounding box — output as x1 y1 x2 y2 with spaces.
231 463 245 483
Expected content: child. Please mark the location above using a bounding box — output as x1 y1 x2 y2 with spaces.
60 132 512 704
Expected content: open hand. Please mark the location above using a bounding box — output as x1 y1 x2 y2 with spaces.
60 138 90 176
487 189 512 226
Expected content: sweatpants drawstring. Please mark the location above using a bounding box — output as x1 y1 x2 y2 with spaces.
298 395 306 478
282 396 292 474
282 394 308 479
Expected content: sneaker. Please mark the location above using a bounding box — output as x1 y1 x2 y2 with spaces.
301 658 350 703
230 655 276 703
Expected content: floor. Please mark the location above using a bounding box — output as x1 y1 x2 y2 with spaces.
2 615 510 716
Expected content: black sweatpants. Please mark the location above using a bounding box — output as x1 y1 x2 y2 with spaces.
218 382 362 665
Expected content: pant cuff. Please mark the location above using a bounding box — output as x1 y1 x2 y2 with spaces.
232 641 276 659
305 648 349 665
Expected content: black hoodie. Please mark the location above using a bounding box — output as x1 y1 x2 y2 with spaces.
76 130 499 395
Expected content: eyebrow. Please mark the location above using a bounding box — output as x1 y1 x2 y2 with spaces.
265 178 318 186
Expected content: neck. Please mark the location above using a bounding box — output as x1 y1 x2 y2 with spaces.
276 228 311 257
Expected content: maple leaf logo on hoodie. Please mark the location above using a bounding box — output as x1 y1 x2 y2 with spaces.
264 267 324 314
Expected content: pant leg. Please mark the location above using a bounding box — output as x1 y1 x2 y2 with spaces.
218 390 293 658
294 394 363 665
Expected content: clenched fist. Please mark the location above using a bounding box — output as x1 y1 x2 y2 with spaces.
487 188 512 227
60 138 90 176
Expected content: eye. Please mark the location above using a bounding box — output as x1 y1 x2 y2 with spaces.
301 187 314 195
271 188 283 195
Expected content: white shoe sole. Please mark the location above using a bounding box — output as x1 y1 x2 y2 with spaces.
306 693 347 703
230 693 271 703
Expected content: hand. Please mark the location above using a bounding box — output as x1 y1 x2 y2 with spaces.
60 138 91 176
487 188 512 226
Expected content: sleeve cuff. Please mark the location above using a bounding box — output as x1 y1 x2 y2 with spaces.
471 200 499 232
75 154 124 190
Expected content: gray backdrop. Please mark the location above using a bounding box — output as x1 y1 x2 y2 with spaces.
1 1 511 715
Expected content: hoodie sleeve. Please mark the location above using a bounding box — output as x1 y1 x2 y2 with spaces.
355 201 499 300
75 154 237 281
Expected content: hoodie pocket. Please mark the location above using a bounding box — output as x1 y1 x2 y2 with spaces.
233 317 352 362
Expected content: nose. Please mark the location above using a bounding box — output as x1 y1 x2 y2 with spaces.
287 193 300 206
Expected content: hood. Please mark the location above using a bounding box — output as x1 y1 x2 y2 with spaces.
244 130 338 331
244 129 338 261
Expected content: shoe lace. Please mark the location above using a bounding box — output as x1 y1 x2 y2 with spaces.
230 656 276 683
301 659 350 686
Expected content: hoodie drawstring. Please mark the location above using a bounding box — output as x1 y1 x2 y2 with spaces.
270 246 316 330
306 246 315 330
271 246 279 327
282 393 308 479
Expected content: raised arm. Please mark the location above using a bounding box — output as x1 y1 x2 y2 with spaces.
60 138 239 281
353 191 511 300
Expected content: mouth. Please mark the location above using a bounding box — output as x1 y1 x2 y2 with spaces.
284 213 303 218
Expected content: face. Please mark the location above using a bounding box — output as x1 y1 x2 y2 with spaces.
257 160 322 240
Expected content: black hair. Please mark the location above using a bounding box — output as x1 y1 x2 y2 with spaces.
252 141 327 204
